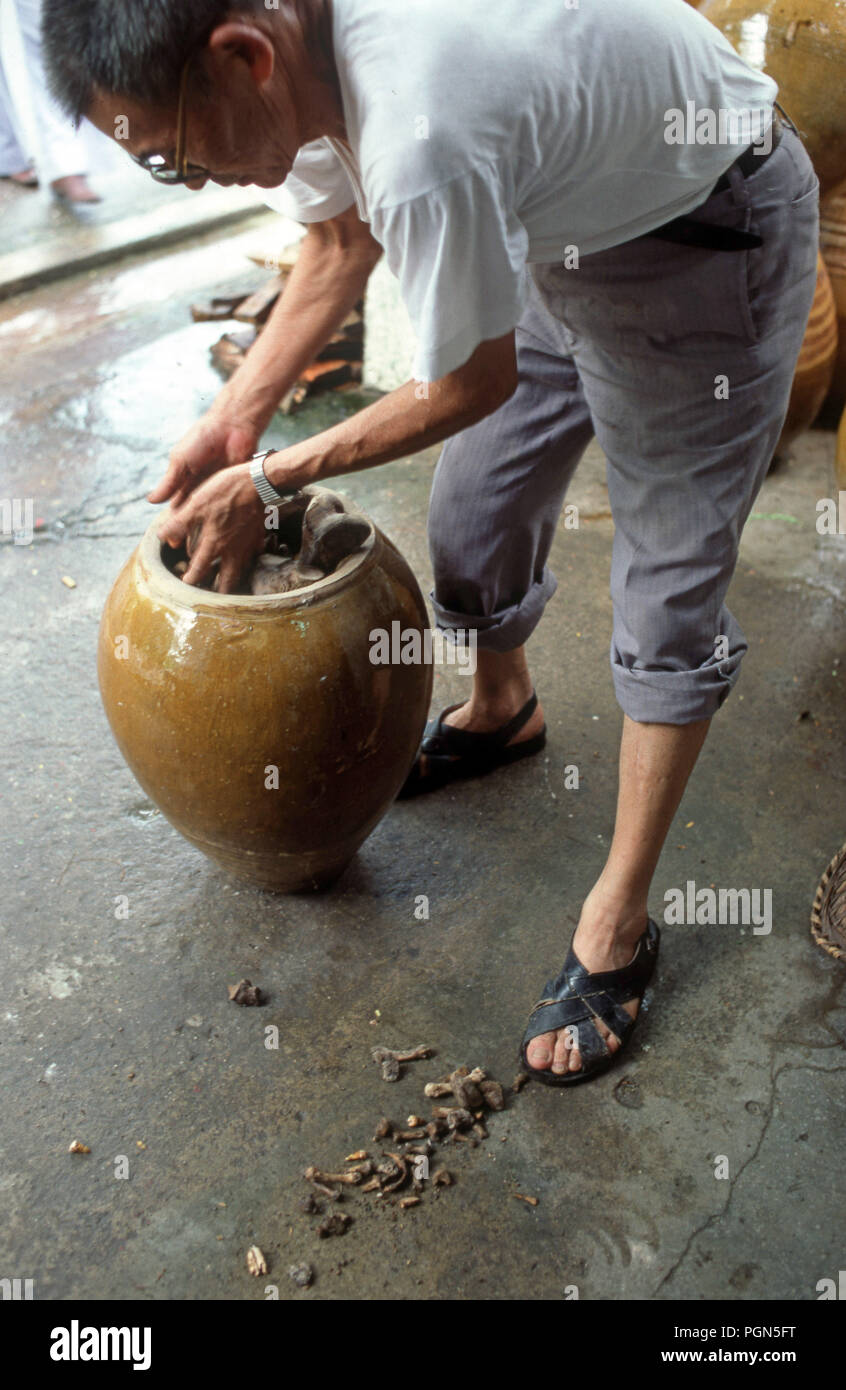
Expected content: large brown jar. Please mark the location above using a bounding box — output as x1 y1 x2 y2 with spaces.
701 0 846 197
99 494 432 891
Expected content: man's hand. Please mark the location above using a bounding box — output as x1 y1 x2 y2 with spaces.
148 410 261 509
158 463 268 593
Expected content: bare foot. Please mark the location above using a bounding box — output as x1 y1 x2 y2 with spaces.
525 898 648 1076
51 174 101 204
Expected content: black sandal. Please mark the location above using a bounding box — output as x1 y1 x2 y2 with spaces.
519 918 660 1086
397 691 546 799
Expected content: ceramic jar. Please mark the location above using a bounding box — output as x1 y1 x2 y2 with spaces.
837 401 846 486
820 190 846 406
778 252 838 452
701 0 846 196
98 491 433 891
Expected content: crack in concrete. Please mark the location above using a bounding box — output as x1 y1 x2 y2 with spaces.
653 1051 846 1296
59 487 153 527
0 490 152 547
68 532 143 540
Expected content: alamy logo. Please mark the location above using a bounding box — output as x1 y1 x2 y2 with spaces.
50 1321 151 1371
663 102 774 151
369 621 477 674
664 879 772 934
817 1270 846 1299
0 1277 33 1299
816 492 846 533
0 497 34 546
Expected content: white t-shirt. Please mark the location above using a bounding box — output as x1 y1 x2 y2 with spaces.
265 0 777 382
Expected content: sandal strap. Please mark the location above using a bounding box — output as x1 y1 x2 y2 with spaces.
543 919 659 1001
522 1004 613 1062
573 1017 612 1065
524 990 633 1045
587 992 638 1040
422 691 539 758
522 919 660 1049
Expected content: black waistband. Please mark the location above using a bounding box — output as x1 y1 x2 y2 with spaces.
638 113 786 253
711 110 784 194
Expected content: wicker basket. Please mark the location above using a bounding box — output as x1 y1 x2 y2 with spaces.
810 843 846 960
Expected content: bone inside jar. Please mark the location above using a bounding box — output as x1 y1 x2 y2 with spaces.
98 488 433 892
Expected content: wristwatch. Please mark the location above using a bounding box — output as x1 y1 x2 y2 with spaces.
249 449 299 505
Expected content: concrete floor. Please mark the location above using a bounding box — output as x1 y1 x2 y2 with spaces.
1 223 844 1303
0 156 271 300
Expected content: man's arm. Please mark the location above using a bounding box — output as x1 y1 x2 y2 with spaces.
149 205 383 506
158 330 518 591
217 206 383 434
265 330 518 487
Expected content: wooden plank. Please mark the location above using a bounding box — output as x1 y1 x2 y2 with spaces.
210 327 257 378
232 276 284 324
190 293 250 323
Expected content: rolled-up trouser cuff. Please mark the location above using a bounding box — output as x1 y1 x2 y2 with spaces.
430 567 558 653
611 641 746 724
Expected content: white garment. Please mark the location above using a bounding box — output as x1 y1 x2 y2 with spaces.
0 0 88 183
265 138 356 223
0 72 27 173
268 0 777 382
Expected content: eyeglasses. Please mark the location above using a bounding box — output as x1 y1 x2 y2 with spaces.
131 55 211 185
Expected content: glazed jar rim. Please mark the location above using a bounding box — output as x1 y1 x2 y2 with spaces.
139 485 377 611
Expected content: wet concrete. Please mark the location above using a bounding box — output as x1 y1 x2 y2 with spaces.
0 226 844 1302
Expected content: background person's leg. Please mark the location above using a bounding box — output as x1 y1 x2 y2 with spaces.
525 128 819 1075
428 272 594 739
0 57 33 177
12 0 98 199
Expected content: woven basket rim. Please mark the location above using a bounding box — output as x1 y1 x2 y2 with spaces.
810 841 846 961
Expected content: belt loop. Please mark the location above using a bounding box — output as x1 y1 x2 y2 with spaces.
774 100 800 137
726 159 749 214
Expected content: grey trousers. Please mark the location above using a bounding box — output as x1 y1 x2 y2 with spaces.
428 128 819 723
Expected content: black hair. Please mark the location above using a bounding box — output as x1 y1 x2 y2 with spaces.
42 0 265 120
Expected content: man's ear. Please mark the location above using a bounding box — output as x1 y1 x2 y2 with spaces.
205 22 275 86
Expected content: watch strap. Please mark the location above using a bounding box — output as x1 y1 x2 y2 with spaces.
249 450 298 505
